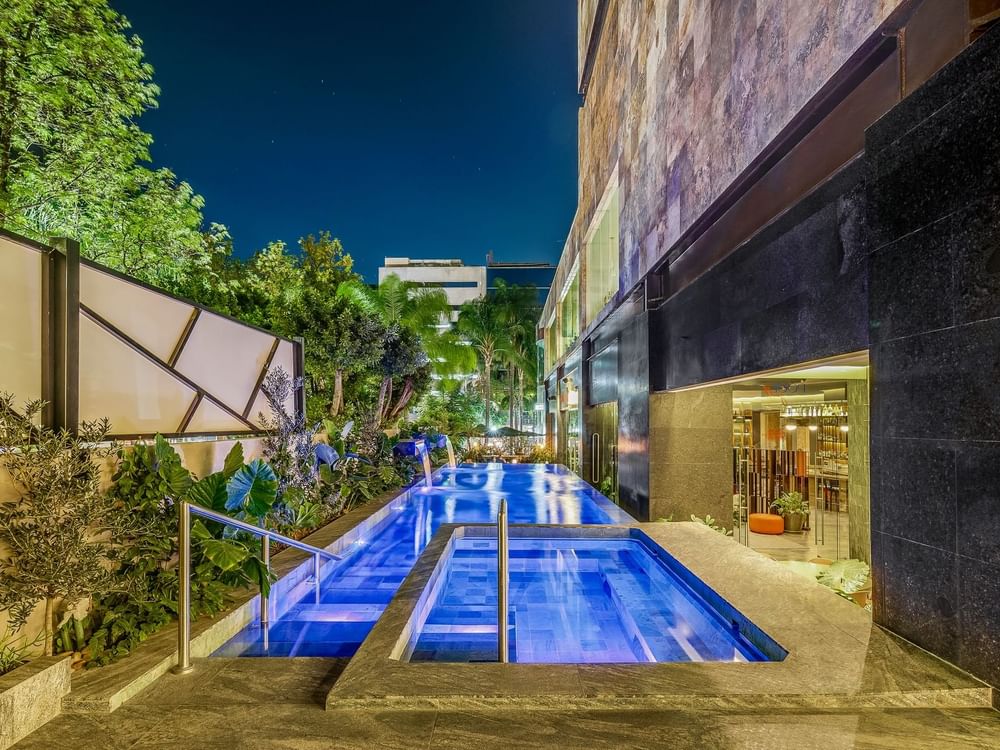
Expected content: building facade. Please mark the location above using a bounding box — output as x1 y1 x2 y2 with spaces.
379 257 487 323
542 1 1000 689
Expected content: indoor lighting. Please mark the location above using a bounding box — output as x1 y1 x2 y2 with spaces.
808 424 818 432
840 425 850 433
785 423 798 431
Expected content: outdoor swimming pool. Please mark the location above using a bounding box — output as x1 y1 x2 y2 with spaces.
215 463 634 657
405 534 771 663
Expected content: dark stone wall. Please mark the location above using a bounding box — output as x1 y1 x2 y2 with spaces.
867 26 1000 688
616 312 649 520
649 160 869 392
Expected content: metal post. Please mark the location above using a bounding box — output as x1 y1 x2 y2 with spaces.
314 554 321 604
174 501 193 674
261 536 270 627
497 498 509 663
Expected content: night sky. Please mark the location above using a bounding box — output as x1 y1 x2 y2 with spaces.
113 0 580 281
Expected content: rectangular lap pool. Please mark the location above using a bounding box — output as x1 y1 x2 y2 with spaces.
215 464 634 658
404 533 774 663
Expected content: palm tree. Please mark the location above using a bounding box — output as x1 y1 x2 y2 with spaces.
492 281 541 430
337 274 475 381
455 296 508 435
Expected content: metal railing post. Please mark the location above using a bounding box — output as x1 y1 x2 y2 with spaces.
172 502 342 674
497 498 509 663
260 536 270 627
314 554 321 604
174 501 193 674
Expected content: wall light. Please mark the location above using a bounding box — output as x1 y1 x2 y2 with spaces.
808 424 818 432
785 423 798 431
840 424 850 433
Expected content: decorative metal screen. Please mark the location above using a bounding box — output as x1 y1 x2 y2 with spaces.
0 230 303 439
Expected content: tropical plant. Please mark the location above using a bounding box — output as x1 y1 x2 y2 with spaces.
0 395 121 656
456 296 509 435
779 559 871 604
76 436 276 667
523 444 556 464
461 443 490 463
690 514 733 536
492 281 541 430
770 491 808 518
817 559 870 597
598 473 618 501
337 273 476 383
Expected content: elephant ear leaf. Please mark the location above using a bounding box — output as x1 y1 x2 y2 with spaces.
200 538 249 571
188 473 228 512
222 442 245 480
242 555 274 596
226 459 278 518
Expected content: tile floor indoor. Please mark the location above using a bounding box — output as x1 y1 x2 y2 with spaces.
13 658 1000 749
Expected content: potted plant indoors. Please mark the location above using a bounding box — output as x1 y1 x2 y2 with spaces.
770 491 808 533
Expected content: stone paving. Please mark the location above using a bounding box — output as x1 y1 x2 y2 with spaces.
11 658 1000 749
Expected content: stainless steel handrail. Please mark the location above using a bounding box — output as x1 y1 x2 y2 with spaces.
497 498 509 664
174 501 343 674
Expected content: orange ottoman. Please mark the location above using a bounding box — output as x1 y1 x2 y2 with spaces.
749 513 784 534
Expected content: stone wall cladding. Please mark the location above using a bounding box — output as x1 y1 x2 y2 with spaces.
545 0 901 326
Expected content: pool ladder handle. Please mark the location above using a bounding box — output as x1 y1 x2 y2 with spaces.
497 498 509 664
173 501 343 674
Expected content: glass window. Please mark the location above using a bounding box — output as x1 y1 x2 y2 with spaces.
585 184 619 324
559 270 580 355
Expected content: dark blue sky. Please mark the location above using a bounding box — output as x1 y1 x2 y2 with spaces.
113 1 579 281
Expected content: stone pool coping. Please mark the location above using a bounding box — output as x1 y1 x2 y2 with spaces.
326 522 993 711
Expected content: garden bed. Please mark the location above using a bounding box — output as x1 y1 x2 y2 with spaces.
62 484 404 714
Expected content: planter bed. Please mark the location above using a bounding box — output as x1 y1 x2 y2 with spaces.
0 655 71 750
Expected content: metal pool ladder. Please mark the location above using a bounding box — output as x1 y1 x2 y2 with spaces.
497 498 509 663
173 501 342 674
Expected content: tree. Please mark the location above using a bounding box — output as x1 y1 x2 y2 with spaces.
456 297 508 435
0 396 118 655
492 281 541 430
0 1 225 297
337 273 476 382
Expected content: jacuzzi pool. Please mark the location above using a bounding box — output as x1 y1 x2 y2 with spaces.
404 533 777 663
215 463 633 658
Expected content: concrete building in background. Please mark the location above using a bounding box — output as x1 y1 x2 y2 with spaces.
379 255 556 322
379 257 486 323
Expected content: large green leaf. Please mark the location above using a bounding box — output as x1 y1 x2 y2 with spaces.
242 555 274 597
222 442 245 480
225 459 278 519
818 559 870 594
190 518 213 542
199 539 249 571
187 473 228 512
154 434 192 497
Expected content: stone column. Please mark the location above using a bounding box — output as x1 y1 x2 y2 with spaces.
649 384 733 529
847 374 870 564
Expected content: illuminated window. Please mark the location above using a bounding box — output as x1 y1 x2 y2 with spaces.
559 268 579 355
584 174 619 324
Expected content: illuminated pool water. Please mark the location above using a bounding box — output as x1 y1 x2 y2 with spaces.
215 463 633 657
407 534 772 663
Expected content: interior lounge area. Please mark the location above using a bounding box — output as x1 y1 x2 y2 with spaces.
730 355 870 568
